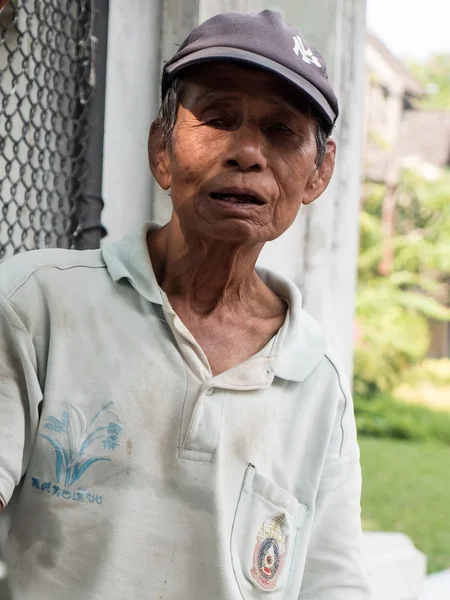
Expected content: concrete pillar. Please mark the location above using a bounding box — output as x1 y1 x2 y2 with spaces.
101 0 161 242
199 0 263 22
258 0 367 378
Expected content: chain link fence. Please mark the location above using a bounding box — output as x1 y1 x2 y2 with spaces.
0 0 107 261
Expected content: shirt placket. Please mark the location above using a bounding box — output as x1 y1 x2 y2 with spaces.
160 289 279 462
179 362 275 462
179 383 224 461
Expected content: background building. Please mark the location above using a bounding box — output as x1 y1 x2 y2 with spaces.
363 31 424 185
363 32 450 360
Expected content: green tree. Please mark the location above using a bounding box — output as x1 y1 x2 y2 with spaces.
354 169 450 396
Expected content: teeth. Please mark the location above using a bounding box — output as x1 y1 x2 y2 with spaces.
211 193 257 203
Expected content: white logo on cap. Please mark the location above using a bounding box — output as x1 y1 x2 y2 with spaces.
293 36 321 68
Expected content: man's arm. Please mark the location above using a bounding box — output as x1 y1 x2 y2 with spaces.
0 291 41 510
299 361 372 599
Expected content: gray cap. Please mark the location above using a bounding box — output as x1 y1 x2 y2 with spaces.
162 10 339 125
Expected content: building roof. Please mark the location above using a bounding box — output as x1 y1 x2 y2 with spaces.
399 109 450 168
366 32 424 98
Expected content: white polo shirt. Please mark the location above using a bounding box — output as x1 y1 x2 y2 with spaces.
0 223 371 599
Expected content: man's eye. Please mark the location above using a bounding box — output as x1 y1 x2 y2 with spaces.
207 118 228 128
206 118 233 129
269 123 292 133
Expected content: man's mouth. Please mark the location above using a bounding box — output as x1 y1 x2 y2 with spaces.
209 192 265 205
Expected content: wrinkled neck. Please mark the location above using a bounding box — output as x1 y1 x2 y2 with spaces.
147 221 265 315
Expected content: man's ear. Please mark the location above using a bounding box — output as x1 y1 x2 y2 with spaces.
148 120 171 190
302 138 336 206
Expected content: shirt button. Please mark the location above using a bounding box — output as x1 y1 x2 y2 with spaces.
205 388 214 396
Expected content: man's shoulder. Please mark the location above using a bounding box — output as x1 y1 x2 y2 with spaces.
289 307 351 397
296 337 351 400
0 247 105 299
323 345 350 384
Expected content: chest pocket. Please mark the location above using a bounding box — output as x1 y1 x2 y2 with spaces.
231 464 307 599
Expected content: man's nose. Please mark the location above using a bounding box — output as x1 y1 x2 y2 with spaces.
223 124 267 172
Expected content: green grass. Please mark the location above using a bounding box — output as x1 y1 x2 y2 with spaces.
359 437 450 574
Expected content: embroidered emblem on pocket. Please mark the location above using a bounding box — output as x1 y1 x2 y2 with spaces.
250 514 288 590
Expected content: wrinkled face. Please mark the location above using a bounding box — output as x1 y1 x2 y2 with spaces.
150 63 335 245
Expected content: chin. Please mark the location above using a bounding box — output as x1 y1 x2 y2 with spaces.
189 202 275 244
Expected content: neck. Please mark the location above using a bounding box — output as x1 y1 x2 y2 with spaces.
147 218 265 315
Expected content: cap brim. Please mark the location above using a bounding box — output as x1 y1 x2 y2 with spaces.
163 46 336 125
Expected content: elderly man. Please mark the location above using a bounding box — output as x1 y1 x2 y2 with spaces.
0 10 371 600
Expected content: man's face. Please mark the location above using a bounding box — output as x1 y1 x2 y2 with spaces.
150 63 336 245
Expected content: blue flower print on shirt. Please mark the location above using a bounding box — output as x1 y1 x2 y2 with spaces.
107 422 123 436
40 401 123 486
103 434 120 451
44 410 69 433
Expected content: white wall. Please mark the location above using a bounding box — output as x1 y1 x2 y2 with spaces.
101 0 162 242
199 0 263 22
258 0 367 378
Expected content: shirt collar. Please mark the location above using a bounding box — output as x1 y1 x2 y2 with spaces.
256 268 328 382
102 222 328 383
102 222 164 306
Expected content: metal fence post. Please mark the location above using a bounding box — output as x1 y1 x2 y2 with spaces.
72 0 108 250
